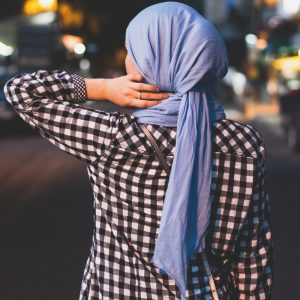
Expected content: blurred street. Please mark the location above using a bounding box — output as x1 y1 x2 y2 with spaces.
1 0 300 299
253 117 300 300
0 113 299 300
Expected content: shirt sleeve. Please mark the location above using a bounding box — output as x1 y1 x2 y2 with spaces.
4 70 129 164
231 137 274 299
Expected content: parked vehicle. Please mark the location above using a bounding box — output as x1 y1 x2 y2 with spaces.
280 89 300 151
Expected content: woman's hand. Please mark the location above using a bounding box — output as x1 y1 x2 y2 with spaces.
85 74 168 108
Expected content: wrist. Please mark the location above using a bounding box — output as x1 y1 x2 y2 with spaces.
101 78 110 100
85 78 107 101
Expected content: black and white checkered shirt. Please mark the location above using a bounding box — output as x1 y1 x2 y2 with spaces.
4 70 273 299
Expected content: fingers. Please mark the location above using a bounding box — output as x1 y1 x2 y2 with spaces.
130 99 162 108
127 75 168 99
127 73 143 82
130 81 160 92
139 92 169 100
124 74 169 107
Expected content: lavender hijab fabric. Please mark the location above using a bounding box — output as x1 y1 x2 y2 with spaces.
126 2 228 298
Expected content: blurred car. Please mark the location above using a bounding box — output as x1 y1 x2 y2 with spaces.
280 89 300 151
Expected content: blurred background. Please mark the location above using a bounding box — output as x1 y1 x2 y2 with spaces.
0 0 299 299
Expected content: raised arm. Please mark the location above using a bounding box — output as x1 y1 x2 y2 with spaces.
4 70 167 164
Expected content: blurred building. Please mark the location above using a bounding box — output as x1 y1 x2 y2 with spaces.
277 0 300 17
203 0 254 70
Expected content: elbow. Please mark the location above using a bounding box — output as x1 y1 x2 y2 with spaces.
4 75 22 106
3 78 15 106
3 74 29 111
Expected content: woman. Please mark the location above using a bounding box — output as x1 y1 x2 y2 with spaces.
4 2 273 300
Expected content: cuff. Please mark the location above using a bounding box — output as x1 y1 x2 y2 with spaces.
71 74 87 103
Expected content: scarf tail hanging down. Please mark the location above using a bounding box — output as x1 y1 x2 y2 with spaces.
134 90 224 297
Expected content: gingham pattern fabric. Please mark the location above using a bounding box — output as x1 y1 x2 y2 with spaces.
4 70 273 300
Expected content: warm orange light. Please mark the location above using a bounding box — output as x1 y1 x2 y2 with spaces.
61 35 83 52
263 0 278 7
23 0 57 15
59 3 84 28
256 38 268 50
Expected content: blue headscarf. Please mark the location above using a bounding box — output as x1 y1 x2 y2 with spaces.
126 2 228 299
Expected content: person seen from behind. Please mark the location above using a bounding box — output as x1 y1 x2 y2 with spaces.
4 2 273 299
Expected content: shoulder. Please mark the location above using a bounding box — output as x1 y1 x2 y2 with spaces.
111 114 176 155
212 119 265 160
